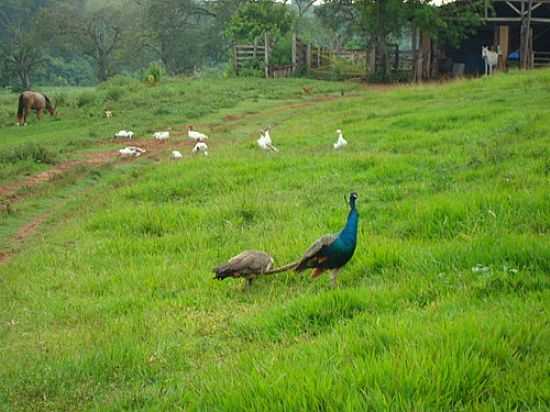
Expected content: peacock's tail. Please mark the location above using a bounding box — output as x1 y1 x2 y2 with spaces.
264 261 299 275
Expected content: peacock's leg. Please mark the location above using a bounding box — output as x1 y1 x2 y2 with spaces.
330 268 341 288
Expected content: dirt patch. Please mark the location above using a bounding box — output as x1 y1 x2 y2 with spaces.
0 139 190 203
15 213 48 242
0 251 9 265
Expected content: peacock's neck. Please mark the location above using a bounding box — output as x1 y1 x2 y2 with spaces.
339 207 358 246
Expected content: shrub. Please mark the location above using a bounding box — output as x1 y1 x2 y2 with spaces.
104 87 126 102
144 63 165 85
238 60 264 78
0 143 57 165
76 91 97 108
54 92 67 107
98 75 142 92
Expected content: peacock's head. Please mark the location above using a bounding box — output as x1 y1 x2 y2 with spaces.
349 192 358 208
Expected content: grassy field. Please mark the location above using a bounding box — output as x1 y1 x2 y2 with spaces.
0 70 549 411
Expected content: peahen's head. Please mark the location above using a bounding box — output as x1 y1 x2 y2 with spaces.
349 192 358 208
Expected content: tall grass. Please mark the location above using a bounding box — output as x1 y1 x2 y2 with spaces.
0 69 549 411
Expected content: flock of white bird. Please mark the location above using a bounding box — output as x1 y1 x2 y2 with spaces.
115 124 348 159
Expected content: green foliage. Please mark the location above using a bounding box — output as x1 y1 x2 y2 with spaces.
238 60 265 78
312 56 366 81
0 142 57 165
270 33 293 66
103 87 126 103
97 75 142 92
226 0 293 43
144 63 164 85
76 90 97 108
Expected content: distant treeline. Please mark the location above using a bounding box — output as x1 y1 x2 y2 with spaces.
0 0 483 89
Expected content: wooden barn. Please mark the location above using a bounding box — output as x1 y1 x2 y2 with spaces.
398 0 550 80
441 0 550 75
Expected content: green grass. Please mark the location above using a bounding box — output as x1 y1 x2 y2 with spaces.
1 69 549 411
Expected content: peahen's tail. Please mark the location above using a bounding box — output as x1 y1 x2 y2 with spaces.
264 260 299 275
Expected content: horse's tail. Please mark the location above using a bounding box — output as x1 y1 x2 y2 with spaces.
17 94 24 118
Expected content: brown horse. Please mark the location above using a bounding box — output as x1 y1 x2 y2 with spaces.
16 91 56 126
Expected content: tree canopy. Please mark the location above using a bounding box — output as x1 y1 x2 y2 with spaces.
0 0 487 88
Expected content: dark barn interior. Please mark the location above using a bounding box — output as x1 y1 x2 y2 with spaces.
440 0 550 75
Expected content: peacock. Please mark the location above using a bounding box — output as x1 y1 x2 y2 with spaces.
268 192 359 287
213 250 275 289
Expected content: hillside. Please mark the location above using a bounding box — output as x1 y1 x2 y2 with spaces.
1 70 549 411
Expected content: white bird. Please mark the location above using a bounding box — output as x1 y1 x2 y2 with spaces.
192 141 208 156
114 130 134 139
188 125 208 141
257 128 279 152
119 146 145 157
333 129 347 149
153 131 170 141
171 150 183 160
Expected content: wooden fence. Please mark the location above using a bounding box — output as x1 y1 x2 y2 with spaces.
233 33 369 79
233 33 271 77
534 51 550 67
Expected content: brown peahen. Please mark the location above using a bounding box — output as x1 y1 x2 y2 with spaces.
213 250 274 289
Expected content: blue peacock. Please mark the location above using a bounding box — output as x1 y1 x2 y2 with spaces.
212 192 359 289
268 192 359 287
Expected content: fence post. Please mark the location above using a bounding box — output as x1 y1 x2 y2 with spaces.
368 47 375 75
317 46 321 68
233 46 239 75
292 33 297 73
306 44 312 71
264 32 270 78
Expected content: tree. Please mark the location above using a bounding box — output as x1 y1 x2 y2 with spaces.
226 0 293 43
39 2 125 82
141 0 219 74
0 0 50 90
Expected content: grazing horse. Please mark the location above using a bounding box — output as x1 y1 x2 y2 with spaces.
482 46 499 76
16 91 56 126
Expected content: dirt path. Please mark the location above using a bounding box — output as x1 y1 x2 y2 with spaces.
0 93 344 265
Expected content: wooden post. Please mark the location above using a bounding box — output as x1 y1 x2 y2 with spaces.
264 32 270 78
421 32 431 80
431 41 440 79
368 47 375 76
498 25 509 70
317 46 321 68
520 0 534 69
233 46 239 75
253 38 257 59
306 44 312 71
527 27 535 69
411 25 418 82
292 33 297 73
